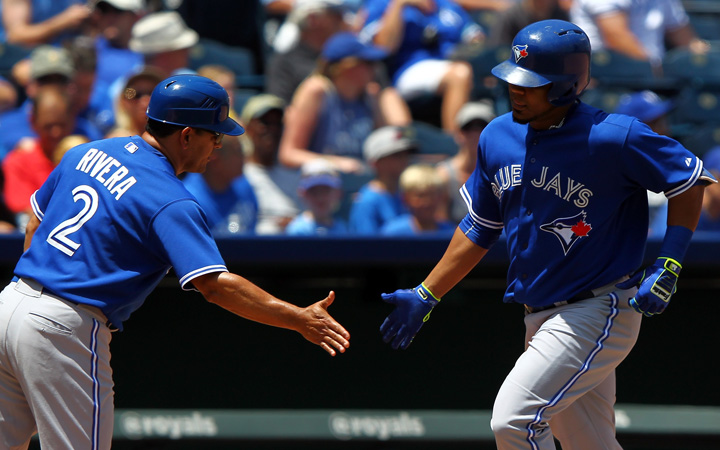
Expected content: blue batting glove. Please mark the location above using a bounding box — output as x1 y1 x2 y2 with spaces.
616 257 682 317
379 283 440 350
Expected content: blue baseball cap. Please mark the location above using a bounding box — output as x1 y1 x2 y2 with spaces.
321 32 388 63
614 90 674 123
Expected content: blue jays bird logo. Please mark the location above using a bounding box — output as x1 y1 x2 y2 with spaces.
513 44 529 62
540 211 592 255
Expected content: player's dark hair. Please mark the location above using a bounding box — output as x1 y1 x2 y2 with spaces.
145 118 185 138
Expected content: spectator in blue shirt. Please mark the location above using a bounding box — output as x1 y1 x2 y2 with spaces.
381 163 455 236
359 0 484 132
286 158 349 235
349 125 417 234
183 135 258 235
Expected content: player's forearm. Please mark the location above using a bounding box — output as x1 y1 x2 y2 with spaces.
424 227 488 298
199 272 304 331
667 185 705 231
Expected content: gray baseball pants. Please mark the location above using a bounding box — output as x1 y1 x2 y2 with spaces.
0 279 114 450
491 282 642 449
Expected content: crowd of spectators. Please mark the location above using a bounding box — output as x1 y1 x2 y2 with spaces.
0 0 718 238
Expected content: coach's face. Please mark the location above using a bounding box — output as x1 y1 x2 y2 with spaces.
508 83 569 130
183 127 224 173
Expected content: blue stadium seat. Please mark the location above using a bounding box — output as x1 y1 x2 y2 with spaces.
411 121 458 156
0 43 31 79
662 48 720 87
677 122 720 155
465 45 511 100
581 86 634 113
688 13 720 43
590 50 670 89
670 86 720 125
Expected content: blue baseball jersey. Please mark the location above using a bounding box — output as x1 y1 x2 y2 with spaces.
13 136 227 330
458 101 708 309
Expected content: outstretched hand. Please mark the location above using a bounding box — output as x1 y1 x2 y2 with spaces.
298 291 351 356
380 284 439 350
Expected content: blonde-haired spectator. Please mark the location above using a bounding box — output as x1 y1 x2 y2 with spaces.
381 163 455 236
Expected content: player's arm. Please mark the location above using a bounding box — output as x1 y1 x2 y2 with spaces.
380 227 488 349
423 227 488 298
667 184 704 230
618 185 707 316
23 213 40 251
192 271 351 356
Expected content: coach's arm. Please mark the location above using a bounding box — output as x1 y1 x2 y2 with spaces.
192 272 351 356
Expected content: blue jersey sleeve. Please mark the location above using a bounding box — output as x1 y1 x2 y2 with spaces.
150 199 228 290
457 155 503 249
618 118 705 198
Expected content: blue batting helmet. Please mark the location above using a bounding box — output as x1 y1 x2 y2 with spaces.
146 74 244 135
491 20 591 106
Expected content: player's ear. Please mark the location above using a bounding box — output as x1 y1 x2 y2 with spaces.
180 127 192 147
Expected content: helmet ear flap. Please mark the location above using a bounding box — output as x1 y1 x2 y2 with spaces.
549 81 578 106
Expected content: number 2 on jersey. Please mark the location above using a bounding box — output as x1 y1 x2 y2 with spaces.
46 185 99 256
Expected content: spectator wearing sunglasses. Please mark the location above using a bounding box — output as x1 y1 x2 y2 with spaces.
106 67 164 138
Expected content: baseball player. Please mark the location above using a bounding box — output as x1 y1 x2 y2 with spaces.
0 74 350 449
379 20 715 449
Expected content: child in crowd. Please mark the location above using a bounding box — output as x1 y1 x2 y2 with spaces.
381 164 455 236
348 125 416 234
286 158 348 236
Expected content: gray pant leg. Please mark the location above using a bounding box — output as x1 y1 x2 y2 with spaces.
0 282 114 450
491 289 641 450
1 284 36 450
552 372 622 450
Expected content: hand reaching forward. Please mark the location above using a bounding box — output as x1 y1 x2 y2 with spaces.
297 291 350 356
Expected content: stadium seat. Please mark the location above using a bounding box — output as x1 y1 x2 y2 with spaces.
670 86 720 126
662 48 720 88
688 13 720 43
677 122 720 156
465 45 511 100
0 43 31 79
411 121 458 156
581 86 634 113
590 50 669 89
